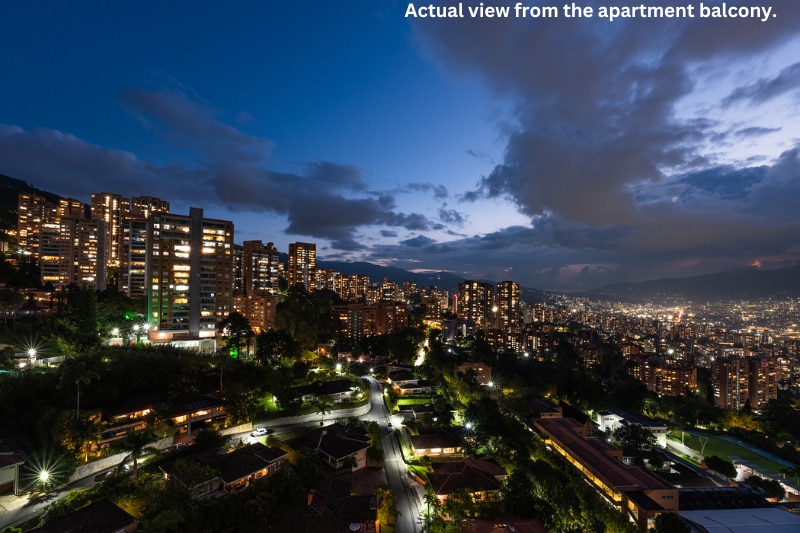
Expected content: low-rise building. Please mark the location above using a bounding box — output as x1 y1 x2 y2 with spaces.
535 417 678 530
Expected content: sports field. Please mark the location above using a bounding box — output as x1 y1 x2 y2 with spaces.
682 432 793 475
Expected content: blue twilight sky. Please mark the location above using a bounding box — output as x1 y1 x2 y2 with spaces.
2 1 800 292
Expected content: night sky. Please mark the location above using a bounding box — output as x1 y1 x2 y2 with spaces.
2 1 799 291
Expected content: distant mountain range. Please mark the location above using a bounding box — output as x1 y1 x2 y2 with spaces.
580 266 800 303
3 173 798 303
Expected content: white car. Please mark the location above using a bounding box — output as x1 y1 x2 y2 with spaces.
250 427 269 437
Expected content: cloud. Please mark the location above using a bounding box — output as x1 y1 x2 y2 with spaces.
438 204 466 226
405 182 449 199
1 89 465 248
403 1 800 288
723 62 800 107
733 126 783 139
399 235 436 247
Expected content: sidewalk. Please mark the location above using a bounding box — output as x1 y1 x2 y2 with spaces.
0 491 46 530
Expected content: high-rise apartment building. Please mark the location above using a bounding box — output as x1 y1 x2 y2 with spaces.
122 218 149 298
713 356 778 410
17 194 48 258
132 196 170 219
146 208 233 348
17 194 103 288
231 240 282 334
496 280 521 332
243 240 281 296
457 280 493 330
331 301 409 341
288 241 316 292
91 192 131 272
90 193 170 295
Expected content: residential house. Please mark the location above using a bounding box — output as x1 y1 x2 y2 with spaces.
208 443 288 493
26 499 138 533
410 427 465 458
397 379 436 395
171 392 226 435
387 369 417 387
292 379 358 404
103 392 226 444
160 442 287 499
0 446 25 495
460 516 548 533
270 477 377 532
427 459 508 504
290 423 372 470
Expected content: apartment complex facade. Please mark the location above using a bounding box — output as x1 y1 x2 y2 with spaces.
287 241 316 291
146 207 233 348
712 355 778 410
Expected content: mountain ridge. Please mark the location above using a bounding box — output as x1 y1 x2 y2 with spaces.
580 265 800 303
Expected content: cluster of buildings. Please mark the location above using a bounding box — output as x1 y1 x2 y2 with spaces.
9 192 793 410
10 191 533 353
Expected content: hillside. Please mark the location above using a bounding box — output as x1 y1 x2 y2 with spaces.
581 265 800 303
0 173 62 232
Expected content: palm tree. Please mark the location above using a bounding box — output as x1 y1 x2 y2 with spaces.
57 359 100 421
119 429 159 486
315 397 333 426
423 486 441 531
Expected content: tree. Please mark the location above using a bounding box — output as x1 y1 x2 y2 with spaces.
57 358 100 421
652 512 690 533
377 482 398 530
315 396 334 425
705 455 736 478
217 311 254 358
118 429 159 486
613 424 657 450
193 429 226 450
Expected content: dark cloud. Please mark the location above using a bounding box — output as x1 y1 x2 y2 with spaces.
399 235 436 247
0 89 459 248
406 1 800 288
438 204 466 226
723 62 800 107
405 182 449 199
733 126 782 139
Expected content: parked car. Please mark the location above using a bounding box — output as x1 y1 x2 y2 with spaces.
251 427 270 437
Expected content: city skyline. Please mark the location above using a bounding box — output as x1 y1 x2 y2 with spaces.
2 1 800 292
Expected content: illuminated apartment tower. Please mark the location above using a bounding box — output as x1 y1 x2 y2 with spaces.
17 194 102 288
243 240 281 296
288 241 316 291
122 196 170 298
16 193 48 257
146 208 233 347
496 280 521 332
457 280 493 330
712 356 778 411
91 192 131 274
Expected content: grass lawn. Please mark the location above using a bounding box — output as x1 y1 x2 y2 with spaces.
683 432 790 475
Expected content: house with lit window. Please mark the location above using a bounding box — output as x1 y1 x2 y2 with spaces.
410 427 465 458
160 442 287 499
427 459 508 504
